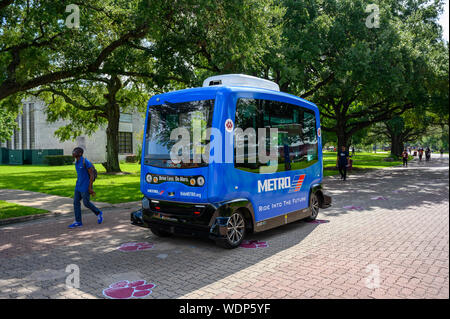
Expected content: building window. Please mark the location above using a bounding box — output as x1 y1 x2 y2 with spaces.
120 113 132 123
29 103 35 149
119 132 133 154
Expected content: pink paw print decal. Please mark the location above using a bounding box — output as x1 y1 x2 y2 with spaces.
343 205 364 211
240 240 268 249
305 219 330 224
118 242 154 252
103 280 156 299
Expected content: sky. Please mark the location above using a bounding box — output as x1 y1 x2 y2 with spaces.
439 0 449 42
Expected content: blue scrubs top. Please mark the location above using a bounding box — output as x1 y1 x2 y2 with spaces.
75 156 93 192
338 150 349 166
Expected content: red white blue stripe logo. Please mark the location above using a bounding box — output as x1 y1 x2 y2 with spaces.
289 174 306 193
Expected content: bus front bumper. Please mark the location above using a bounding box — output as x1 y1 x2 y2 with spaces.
131 198 228 240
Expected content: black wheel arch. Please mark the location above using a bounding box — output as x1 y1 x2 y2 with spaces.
310 183 332 209
310 184 323 202
214 199 255 233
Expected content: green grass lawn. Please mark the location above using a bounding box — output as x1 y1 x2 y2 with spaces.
0 163 142 204
0 200 49 220
0 153 403 204
323 151 405 176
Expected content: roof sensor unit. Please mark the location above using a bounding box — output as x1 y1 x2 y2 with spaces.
203 74 280 91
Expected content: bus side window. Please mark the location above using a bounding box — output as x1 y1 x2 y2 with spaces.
234 98 318 173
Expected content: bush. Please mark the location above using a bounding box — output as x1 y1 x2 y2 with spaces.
44 155 74 166
125 155 138 163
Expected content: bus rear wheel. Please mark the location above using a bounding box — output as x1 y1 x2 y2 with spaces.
216 211 246 249
305 192 320 221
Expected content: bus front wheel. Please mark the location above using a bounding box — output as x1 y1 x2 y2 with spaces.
305 192 320 221
216 211 246 249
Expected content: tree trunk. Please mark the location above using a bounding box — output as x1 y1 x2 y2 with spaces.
336 127 350 152
105 104 121 173
390 134 403 157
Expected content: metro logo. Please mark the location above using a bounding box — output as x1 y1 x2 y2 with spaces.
257 177 291 193
289 174 306 193
257 174 306 193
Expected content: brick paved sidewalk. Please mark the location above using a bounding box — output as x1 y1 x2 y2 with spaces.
0 156 448 299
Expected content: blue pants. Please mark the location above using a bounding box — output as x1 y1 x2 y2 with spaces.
73 190 100 223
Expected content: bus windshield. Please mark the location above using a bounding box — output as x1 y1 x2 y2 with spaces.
144 99 214 169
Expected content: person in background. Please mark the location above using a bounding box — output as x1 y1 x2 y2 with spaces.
418 148 424 162
440 148 444 158
401 149 409 167
425 147 431 161
68 147 103 229
336 146 350 181
351 146 355 156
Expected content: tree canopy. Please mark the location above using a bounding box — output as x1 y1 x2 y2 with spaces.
0 0 448 163
261 0 448 149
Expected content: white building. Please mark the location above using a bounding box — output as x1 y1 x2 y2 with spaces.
0 97 145 163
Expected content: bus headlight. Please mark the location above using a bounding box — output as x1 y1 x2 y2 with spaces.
145 174 152 183
197 176 205 186
189 178 196 186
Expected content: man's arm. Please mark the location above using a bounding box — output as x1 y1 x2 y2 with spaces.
88 167 95 196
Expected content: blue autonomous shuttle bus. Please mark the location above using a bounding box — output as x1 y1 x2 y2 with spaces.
131 74 331 248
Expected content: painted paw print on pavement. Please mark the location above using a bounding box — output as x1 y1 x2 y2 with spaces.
118 242 154 252
240 240 268 248
103 280 156 299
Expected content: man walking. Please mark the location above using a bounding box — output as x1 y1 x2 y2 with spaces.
68 147 103 228
401 149 409 167
336 146 350 181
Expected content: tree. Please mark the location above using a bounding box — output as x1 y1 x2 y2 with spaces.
378 113 431 157
32 34 158 172
0 0 166 107
29 0 283 172
0 108 18 143
147 0 283 87
262 0 448 150
33 69 149 172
